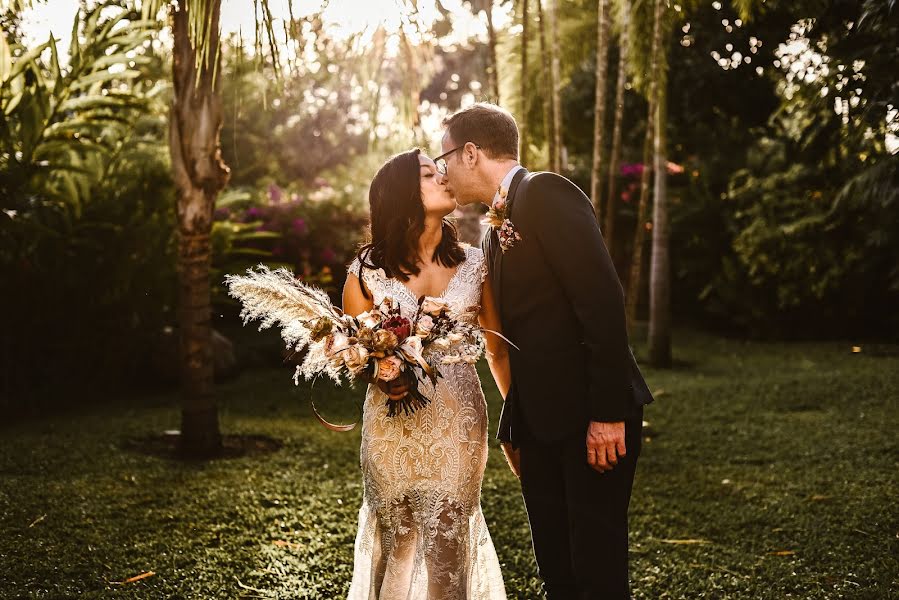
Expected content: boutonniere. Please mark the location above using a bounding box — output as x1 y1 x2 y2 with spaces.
482 186 522 252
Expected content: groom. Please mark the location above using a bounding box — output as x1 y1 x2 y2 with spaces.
437 103 654 599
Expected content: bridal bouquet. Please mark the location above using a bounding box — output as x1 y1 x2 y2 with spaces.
224 265 486 417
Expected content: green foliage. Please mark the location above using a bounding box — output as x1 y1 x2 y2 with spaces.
689 1 899 338
0 2 174 401
1 332 896 597
0 1 161 212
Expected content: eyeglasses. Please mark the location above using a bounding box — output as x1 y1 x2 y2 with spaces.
434 142 481 175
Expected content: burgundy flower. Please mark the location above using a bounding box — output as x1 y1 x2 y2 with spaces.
292 218 307 235
382 316 411 341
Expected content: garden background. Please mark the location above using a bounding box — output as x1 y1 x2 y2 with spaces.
1 0 896 597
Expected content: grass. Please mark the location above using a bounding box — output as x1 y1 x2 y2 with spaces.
1 330 897 599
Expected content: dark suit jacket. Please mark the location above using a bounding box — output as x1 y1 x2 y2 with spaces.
482 169 654 445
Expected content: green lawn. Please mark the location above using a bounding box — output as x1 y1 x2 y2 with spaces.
1 330 897 599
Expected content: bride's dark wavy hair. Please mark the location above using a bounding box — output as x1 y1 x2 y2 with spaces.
355 148 465 297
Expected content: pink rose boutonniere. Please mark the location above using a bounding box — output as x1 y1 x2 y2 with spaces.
482 186 522 252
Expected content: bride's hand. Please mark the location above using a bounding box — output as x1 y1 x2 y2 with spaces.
501 442 521 479
376 372 412 401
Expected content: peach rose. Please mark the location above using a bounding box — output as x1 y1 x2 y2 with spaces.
376 355 404 382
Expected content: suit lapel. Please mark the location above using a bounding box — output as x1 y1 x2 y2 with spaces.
495 168 529 310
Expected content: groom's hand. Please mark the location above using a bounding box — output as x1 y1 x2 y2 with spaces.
586 420 626 473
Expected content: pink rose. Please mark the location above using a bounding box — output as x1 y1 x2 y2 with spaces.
415 315 435 338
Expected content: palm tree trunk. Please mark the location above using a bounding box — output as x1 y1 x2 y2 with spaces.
170 0 230 458
647 0 671 367
519 0 529 165
548 0 563 172
605 0 630 263
486 0 500 103
647 92 671 365
590 0 611 220
537 0 554 171
400 27 422 143
625 0 659 334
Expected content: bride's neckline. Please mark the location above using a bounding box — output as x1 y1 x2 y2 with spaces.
398 261 464 302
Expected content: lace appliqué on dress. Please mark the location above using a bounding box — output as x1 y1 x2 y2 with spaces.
345 246 506 600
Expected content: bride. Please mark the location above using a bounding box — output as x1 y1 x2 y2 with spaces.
343 148 510 599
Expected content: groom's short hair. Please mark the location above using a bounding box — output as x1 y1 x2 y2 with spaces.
442 103 519 161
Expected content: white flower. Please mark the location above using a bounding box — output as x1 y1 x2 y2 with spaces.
446 332 465 343
324 332 350 359
431 337 451 351
356 311 380 328
421 296 450 316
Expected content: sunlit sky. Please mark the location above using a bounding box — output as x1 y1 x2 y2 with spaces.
20 0 511 62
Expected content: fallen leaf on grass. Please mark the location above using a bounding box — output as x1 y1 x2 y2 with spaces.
767 550 796 556
113 571 155 584
28 514 46 528
658 538 710 545
809 494 830 501
273 540 301 550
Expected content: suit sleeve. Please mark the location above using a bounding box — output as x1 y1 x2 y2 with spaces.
517 173 632 422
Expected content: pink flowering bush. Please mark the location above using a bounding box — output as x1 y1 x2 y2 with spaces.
212 175 368 301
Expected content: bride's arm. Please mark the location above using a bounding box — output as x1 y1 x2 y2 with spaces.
478 279 511 400
342 273 374 317
342 273 409 399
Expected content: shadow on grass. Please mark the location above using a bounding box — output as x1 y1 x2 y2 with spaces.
121 432 283 461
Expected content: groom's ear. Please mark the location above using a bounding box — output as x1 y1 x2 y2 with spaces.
462 141 480 169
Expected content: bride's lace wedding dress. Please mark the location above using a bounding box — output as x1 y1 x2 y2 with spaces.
346 245 506 600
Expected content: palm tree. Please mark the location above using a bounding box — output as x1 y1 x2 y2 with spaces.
623 0 658 335
548 0 563 172
519 0 529 165
484 0 500 103
590 0 611 220
625 70 655 333
537 0 555 171
167 0 231 457
604 0 630 263
645 0 672 366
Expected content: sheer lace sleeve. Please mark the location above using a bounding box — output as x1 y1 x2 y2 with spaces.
346 253 386 303
474 247 488 284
